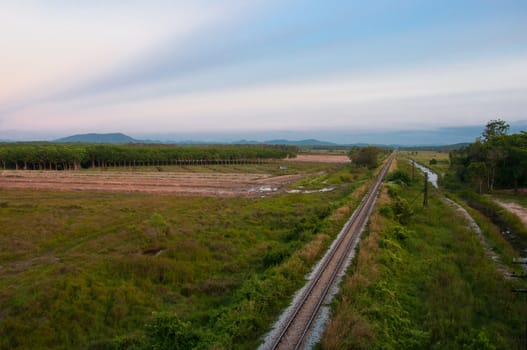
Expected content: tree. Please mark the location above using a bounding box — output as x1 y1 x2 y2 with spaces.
482 119 509 143
449 120 527 193
502 132 527 194
349 146 381 169
467 161 487 194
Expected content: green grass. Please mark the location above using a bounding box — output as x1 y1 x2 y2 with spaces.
0 163 370 349
322 157 525 349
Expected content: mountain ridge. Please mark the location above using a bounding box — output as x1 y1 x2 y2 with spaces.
55 133 138 144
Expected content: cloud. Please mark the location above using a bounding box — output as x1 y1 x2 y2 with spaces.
2 1 526 140
0 1 260 106
4 56 526 134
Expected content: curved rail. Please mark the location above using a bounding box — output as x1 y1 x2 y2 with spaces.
268 153 394 350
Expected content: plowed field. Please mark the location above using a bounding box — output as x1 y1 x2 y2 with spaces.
0 170 304 197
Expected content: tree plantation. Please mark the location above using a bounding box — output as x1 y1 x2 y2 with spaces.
0 144 298 170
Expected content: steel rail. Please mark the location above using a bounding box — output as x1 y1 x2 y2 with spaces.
269 153 394 350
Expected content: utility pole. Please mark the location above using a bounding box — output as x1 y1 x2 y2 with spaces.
423 172 428 208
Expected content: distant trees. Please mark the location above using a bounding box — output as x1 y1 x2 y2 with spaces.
0 144 298 170
349 146 382 169
449 119 527 193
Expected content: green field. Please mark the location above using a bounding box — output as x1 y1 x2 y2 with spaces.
0 161 373 349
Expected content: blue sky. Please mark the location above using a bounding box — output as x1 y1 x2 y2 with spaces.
1 0 526 142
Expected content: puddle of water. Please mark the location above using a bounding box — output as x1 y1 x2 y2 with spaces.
287 187 336 194
249 186 278 193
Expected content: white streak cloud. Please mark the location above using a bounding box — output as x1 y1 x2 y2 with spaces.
5 56 527 133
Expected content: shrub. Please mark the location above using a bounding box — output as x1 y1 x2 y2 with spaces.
392 225 410 241
145 313 200 350
387 170 412 185
392 198 414 225
378 205 394 219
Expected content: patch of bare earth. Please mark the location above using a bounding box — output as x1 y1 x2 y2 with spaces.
285 154 350 163
493 198 527 227
0 170 304 197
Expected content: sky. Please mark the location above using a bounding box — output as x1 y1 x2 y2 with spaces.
1 0 526 143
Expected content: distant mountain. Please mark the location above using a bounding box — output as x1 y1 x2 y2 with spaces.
55 133 138 144
263 139 338 146
399 143 470 151
232 139 261 145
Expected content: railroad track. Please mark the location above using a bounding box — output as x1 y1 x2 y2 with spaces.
264 153 394 350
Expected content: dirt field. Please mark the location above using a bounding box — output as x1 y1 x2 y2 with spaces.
0 170 304 197
493 198 527 227
286 154 350 163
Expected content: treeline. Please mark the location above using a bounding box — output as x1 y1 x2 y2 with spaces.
449 119 527 193
0 143 298 170
348 146 392 169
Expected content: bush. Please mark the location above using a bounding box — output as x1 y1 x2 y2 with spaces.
392 198 414 225
145 313 200 350
387 170 412 186
379 205 394 219
392 225 410 241
386 183 401 198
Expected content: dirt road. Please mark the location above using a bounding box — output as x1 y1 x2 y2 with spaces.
493 198 527 227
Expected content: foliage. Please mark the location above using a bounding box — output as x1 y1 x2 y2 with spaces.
0 143 298 170
349 146 383 169
449 119 527 192
391 197 413 225
144 313 200 350
387 169 412 186
482 119 509 143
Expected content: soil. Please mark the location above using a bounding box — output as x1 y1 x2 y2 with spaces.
285 154 350 163
0 170 304 197
493 199 527 227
